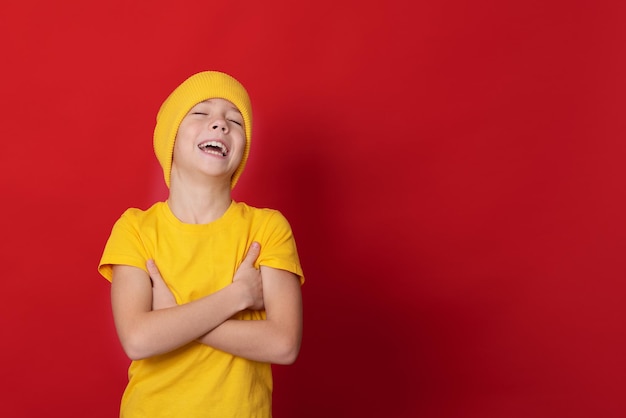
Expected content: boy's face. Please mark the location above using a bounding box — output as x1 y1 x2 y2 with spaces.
172 98 246 185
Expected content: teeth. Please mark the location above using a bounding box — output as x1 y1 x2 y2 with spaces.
199 141 228 156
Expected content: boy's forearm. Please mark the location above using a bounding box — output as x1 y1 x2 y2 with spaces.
112 265 252 361
197 266 303 364
197 318 302 365
129 245 263 360
135 286 249 358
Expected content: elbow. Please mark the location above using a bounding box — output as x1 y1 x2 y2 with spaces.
121 341 148 361
124 347 150 362
278 350 299 365
119 333 156 361
272 334 301 365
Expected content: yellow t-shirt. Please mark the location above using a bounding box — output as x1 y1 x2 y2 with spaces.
98 200 304 418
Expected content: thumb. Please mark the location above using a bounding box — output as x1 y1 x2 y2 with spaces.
243 242 261 266
146 259 163 282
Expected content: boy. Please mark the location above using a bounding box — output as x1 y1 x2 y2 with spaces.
98 71 304 417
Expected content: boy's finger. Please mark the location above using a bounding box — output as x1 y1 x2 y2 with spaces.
243 242 261 265
146 259 161 277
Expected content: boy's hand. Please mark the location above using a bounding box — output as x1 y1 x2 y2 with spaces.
147 259 178 310
233 242 264 311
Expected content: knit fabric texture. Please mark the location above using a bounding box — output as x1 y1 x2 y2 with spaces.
153 71 252 189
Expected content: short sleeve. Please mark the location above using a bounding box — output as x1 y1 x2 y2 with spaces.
257 210 304 285
98 209 150 282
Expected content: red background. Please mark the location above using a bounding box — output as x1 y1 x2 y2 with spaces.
1 1 625 417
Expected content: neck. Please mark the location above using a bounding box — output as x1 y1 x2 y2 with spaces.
167 177 232 224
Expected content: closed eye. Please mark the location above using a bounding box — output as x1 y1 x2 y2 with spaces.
228 119 243 126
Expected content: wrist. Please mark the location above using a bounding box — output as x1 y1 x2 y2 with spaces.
229 281 253 311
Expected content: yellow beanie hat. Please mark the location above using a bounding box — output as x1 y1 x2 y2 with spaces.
153 71 252 189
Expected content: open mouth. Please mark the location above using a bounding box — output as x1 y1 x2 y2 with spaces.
198 140 228 157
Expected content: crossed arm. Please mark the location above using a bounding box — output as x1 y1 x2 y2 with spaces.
110 243 302 364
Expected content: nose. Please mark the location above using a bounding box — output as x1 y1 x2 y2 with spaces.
211 118 228 132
